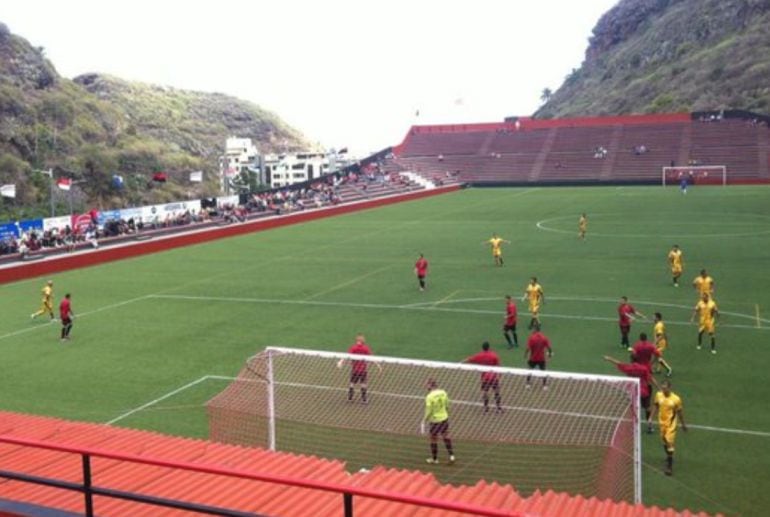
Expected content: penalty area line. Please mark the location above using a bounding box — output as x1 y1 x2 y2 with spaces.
105 375 211 425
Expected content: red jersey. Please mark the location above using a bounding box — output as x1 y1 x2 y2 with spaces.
348 342 372 374
59 298 71 320
465 350 500 382
618 303 636 326
527 332 551 362
415 257 428 276
505 301 517 325
615 363 652 398
631 340 660 367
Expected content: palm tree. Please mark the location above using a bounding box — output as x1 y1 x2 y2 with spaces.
540 88 553 103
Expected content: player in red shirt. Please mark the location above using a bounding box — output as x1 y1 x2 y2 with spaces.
340 334 380 404
525 325 552 389
604 355 659 430
59 293 74 342
503 295 518 348
462 341 503 413
630 332 661 370
618 296 646 349
414 253 429 291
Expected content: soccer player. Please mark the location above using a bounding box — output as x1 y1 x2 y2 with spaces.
484 233 509 267
462 341 502 413
648 380 688 476
525 324 552 389
692 269 715 299
691 293 718 353
653 312 673 376
503 295 518 348
578 213 587 240
340 334 381 403
667 245 683 287
630 332 661 372
414 253 429 291
422 379 455 464
522 277 544 330
604 355 658 426
59 293 74 341
618 296 646 349
31 280 55 321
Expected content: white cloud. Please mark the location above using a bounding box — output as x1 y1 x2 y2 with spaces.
2 0 618 155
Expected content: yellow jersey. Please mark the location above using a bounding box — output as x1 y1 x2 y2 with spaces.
654 321 666 339
693 275 714 296
578 216 587 230
526 283 543 303
668 249 683 270
695 299 718 324
654 391 683 428
488 237 503 251
41 285 53 303
424 389 449 423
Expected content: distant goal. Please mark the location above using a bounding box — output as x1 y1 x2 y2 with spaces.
662 165 727 186
207 347 642 503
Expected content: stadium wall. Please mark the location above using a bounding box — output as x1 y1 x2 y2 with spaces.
0 185 460 285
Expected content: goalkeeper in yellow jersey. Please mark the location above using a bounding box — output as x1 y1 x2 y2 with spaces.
422 379 455 464
578 213 587 240
648 380 688 476
30 280 55 321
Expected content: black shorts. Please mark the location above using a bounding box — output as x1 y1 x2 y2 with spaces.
503 323 517 332
429 420 449 437
528 360 546 370
417 274 426 280
481 379 499 392
350 371 367 384
641 394 651 411
61 317 72 327
620 324 630 334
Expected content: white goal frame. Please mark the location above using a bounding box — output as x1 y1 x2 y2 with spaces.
662 165 727 186
251 346 642 503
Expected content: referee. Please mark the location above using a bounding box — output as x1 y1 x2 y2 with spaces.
423 379 455 464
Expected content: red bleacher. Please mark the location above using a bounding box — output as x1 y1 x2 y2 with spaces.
390 113 770 185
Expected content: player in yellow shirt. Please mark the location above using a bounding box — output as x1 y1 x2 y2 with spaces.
648 380 687 476
522 277 545 330
691 293 718 353
692 269 714 299
578 213 587 240
667 245 683 287
483 233 510 267
422 379 455 464
653 312 673 376
30 280 55 321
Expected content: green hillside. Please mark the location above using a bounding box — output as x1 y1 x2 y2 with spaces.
536 0 770 118
0 22 309 220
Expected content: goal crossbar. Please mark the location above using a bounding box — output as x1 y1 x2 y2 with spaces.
662 165 727 186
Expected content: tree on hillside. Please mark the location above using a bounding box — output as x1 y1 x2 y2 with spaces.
540 88 553 103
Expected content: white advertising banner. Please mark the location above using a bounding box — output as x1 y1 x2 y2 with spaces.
43 215 72 232
140 201 202 224
216 195 239 208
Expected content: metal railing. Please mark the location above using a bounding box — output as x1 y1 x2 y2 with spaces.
0 434 519 517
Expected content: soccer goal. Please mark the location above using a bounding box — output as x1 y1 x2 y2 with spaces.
207 347 641 503
662 165 727 186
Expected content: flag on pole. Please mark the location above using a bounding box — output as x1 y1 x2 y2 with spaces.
56 178 72 191
0 184 15 198
41 169 53 178
189 171 203 183
152 172 167 182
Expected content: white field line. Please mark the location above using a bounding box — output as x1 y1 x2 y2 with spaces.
147 293 770 332
140 374 770 438
0 295 152 342
303 265 394 301
105 375 211 425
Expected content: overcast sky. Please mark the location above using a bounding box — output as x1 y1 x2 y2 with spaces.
3 0 618 156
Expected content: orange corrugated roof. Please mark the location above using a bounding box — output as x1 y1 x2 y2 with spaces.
0 411 717 516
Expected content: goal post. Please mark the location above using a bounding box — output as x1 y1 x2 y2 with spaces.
207 347 641 503
662 165 727 186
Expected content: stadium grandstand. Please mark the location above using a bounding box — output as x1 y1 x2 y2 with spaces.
388 110 769 186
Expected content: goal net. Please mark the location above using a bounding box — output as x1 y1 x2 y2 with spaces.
207 347 641 503
662 165 727 186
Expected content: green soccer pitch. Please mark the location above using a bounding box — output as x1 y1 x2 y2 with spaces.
1 185 769 515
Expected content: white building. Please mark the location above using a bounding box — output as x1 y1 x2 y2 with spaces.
263 152 331 188
219 137 260 193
